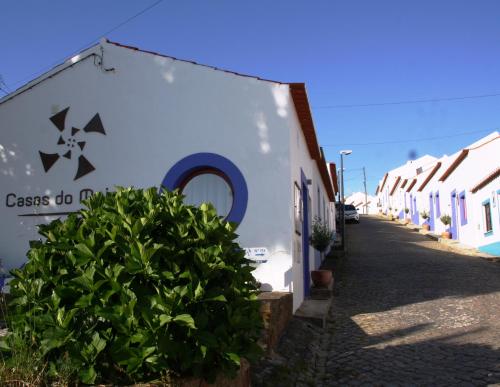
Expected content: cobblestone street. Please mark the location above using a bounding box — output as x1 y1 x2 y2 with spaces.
318 216 500 386
253 215 500 386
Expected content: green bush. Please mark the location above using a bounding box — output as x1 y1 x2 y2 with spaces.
5 187 262 384
310 217 334 253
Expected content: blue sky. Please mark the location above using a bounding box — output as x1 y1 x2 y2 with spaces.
2 0 500 195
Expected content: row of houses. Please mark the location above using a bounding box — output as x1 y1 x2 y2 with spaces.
375 132 500 256
0 38 339 310
345 191 378 214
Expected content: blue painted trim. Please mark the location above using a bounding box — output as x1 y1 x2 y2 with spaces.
459 190 467 226
301 169 310 297
482 199 494 235
435 191 441 218
450 190 458 240
429 192 435 231
479 241 500 256
161 153 248 224
411 195 419 224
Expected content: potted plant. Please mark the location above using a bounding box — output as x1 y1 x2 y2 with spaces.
440 214 452 238
421 210 430 231
387 207 393 220
404 208 410 224
310 217 334 288
393 208 399 220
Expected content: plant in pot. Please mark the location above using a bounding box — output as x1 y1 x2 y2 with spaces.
310 217 334 288
393 208 399 220
404 208 410 224
388 207 393 220
421 210 430 231
440 214 452 238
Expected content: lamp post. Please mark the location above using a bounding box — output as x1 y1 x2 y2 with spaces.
339 150 352 250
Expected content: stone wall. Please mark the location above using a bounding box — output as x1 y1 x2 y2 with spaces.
258 291 293 353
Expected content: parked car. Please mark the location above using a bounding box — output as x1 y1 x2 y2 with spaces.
344 204 360 223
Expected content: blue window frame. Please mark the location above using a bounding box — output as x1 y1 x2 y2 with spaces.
482 199 493 235
459 191 467 226
435 192 440 217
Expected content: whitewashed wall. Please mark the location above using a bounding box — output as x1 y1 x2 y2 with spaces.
287 102 333 311
0 41 323 302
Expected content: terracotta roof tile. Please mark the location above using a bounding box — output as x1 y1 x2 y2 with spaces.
379 173 389 192
439 150 469 182
389 176 401 196
417 162 442 191
329 163 339 195
406 179 417 192
470 168 500 193
289 83 334 201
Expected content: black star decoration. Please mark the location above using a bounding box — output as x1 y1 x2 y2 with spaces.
39 107 106 180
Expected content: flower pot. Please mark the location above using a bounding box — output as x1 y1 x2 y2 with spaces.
311 270 332 288
441 231 451 239
422 224 430 231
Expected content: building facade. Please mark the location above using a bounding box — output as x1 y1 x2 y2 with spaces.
0 39 337 309
376 133 500 255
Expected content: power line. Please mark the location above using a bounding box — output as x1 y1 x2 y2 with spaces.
6 0 164 90
322 128 495 147
313 92 500 109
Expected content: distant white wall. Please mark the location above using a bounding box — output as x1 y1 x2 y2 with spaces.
345 192 377 214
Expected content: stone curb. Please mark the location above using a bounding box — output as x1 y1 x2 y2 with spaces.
378 216 499 261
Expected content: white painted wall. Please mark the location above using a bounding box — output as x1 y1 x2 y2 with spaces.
345 192 377 214
376 133 500 253
287 103 334 310
0 41 333 306
436 133 499 248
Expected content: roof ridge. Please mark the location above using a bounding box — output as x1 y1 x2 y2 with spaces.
106 39 285 85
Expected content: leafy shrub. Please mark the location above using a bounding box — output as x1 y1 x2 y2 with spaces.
310 217 334 253
5 187 261 384
420 210 429 220
404 208 409 214
440 214 451 226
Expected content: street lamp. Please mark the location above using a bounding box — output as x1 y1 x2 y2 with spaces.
339 150 352 250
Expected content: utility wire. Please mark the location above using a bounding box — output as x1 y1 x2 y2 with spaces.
6 0 164 90
313 92 500 109
322 128 495 147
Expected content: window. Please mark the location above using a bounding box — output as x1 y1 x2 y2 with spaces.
294 183 302 234
484 201 493 233
181 170 233 218
459 191 467 226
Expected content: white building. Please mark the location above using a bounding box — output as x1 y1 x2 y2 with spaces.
0 39 338 310
345 191 377 214
375 155 437 220
376 133 500 255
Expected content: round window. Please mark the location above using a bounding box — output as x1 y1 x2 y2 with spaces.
181 171 234 218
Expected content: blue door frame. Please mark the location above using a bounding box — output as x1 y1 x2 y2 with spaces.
450 191 458 240
411 195 419 224
429 193 435 231
301 170 310 297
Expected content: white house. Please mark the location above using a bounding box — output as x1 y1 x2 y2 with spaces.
0 39 338 310
375 155 437 220
345 191 377 214
376 132 500 255
431 133 500 253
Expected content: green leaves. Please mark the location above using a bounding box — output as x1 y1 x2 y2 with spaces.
7 187 262 384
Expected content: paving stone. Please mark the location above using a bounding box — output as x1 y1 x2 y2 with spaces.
252 216 500 386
